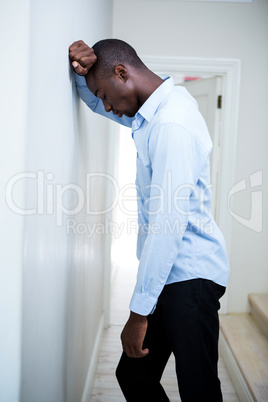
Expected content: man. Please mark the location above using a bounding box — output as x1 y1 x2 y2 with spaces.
69 39 230 402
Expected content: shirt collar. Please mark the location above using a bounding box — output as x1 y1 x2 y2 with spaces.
136 76 174 123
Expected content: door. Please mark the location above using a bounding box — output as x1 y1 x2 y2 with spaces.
179 76 223 221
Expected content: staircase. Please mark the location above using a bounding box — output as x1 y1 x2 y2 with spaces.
220 294 268 402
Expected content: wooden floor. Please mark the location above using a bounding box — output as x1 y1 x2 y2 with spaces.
90 262 239 401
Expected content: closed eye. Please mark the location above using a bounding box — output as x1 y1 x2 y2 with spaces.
96 93 106 101
95 90 105 100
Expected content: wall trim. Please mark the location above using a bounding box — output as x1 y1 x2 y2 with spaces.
141 56 241 314
81 313 105 402
219 331 254 402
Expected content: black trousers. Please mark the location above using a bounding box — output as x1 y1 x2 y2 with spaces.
116 278 226 402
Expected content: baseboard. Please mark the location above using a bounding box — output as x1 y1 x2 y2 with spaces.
81 313 105 402
219 330 254 402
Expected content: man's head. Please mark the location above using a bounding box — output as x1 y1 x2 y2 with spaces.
91 39 146 78
85 39 150 118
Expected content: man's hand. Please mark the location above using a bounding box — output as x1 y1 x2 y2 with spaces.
69 40 97 76
121 311 149 358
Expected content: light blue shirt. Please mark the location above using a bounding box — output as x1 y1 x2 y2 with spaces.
75 73 230 316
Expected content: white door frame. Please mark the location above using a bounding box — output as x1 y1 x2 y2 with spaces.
141 56 241 314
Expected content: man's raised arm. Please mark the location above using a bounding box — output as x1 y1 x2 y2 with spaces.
69 40 133 127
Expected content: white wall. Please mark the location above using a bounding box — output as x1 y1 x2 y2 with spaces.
113 0 268 313
1 0 113 401
0 1 30 400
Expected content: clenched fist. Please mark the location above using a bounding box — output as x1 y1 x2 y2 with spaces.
69 40 97 76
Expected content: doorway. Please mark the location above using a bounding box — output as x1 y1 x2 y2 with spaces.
180 75 223 220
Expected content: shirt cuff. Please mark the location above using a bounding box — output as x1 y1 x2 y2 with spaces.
74 72 87 87
129 292 158 316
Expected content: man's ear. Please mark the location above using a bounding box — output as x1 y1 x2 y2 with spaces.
114 64 128 81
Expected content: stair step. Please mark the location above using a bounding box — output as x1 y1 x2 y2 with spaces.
249 294 268 339
220 313 268 402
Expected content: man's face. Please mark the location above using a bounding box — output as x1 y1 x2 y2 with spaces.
86 68 140 118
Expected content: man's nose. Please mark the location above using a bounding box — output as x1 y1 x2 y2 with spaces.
103 100 112 113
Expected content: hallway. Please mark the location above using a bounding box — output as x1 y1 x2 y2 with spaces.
90 262 239 401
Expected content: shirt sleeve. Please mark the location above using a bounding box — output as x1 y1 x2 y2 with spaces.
74 73 133 128
129 123 211 315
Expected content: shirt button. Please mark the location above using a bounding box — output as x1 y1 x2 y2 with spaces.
161 280 164 284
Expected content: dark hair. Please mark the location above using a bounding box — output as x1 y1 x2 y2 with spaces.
91 39 146 76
